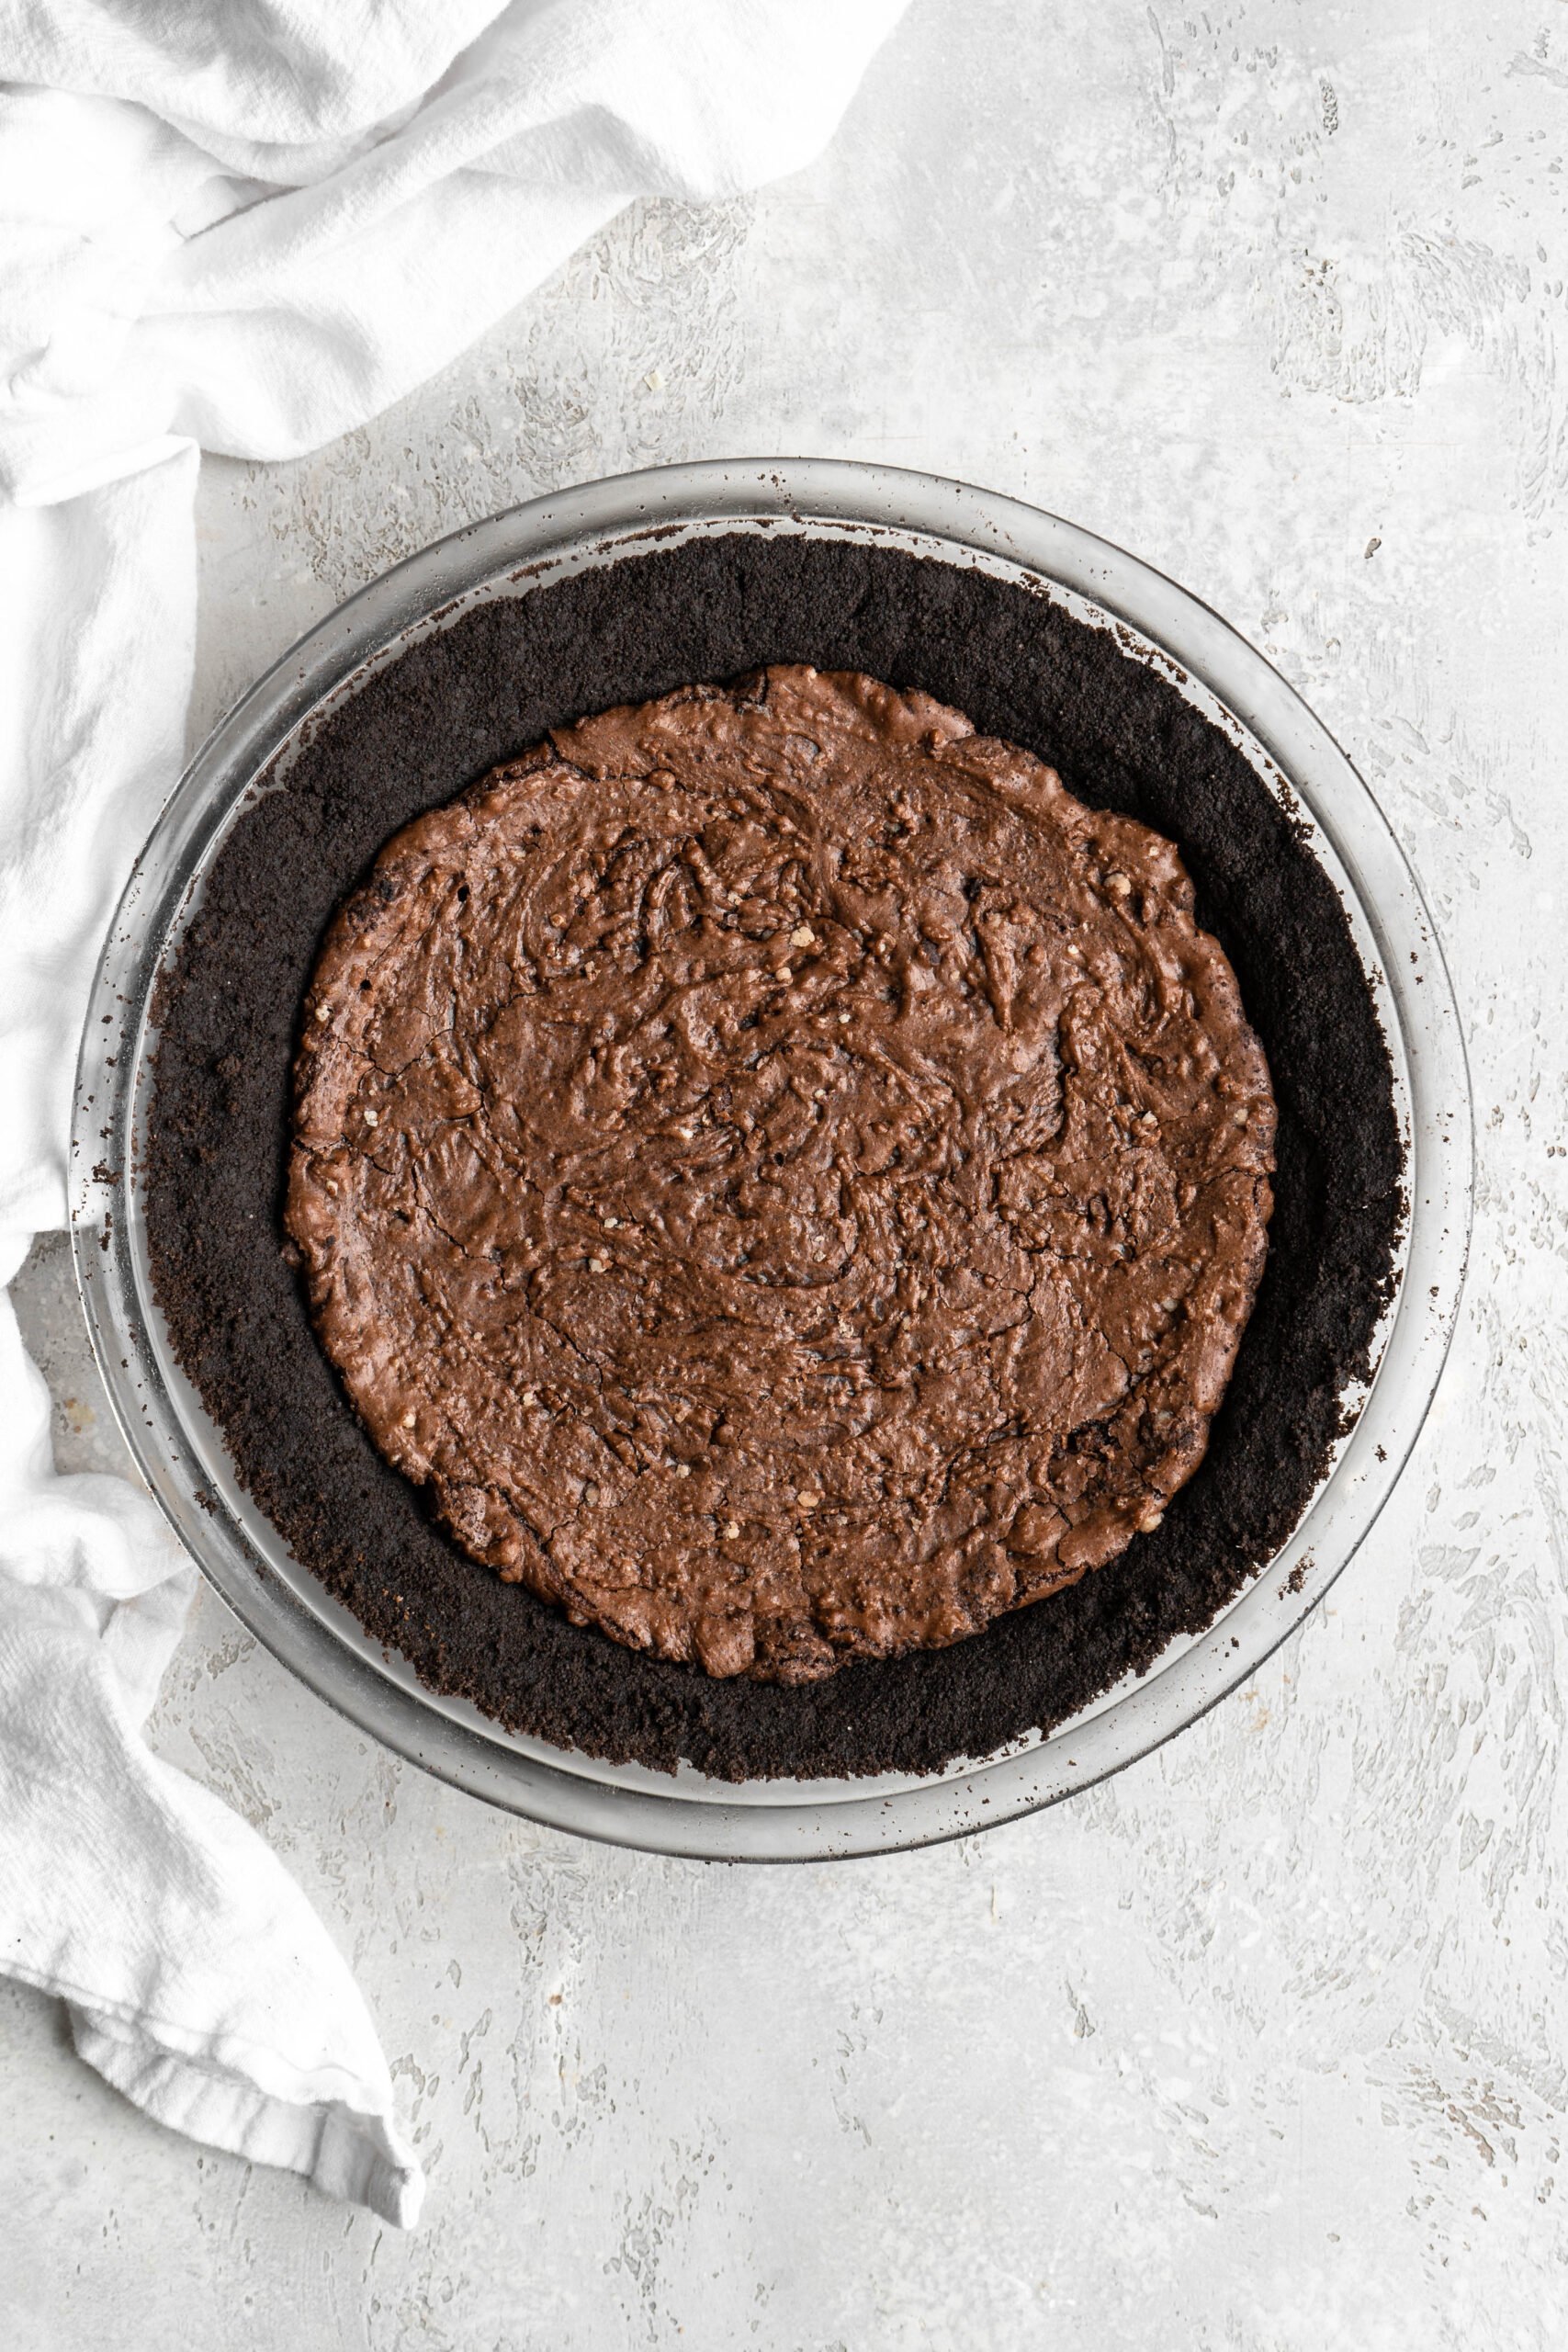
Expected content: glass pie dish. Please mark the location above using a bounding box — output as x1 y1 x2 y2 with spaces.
70 458 1472 1860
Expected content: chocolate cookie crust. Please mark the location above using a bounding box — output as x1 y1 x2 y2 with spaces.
287 667 1275 1684
146 532 1402 1780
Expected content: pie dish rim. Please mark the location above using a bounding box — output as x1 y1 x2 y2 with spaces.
68 457 1472 1860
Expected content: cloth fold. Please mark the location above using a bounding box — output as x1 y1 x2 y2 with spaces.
0 0 907 2223
0 1233 424 2223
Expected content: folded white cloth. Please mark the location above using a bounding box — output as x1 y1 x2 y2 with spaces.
0 0 908 2223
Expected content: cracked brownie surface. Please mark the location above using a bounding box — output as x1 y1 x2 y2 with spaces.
287 664 1276 1683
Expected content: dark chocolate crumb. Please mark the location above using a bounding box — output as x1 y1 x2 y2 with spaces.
145 533 1403 1781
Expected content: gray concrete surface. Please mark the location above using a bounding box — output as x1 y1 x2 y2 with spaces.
9 2 1568 2343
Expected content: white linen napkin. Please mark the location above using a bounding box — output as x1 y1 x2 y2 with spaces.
0 0 908 2224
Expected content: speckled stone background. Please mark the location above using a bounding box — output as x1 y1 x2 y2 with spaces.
7 2 1568 2343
